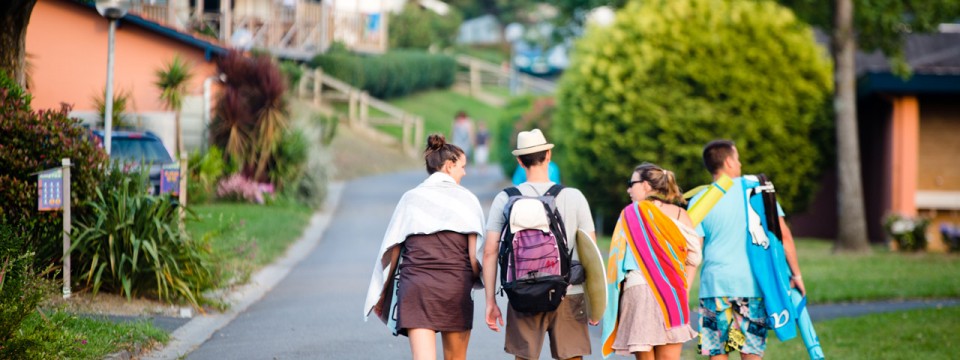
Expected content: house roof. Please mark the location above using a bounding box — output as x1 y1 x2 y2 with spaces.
857 32 960 76
68 0 228 60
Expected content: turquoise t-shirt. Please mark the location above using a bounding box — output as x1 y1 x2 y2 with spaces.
512 162 561 185
691 177 783 298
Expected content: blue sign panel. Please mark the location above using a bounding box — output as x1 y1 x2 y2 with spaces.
160 163 181 196
38 168 63 211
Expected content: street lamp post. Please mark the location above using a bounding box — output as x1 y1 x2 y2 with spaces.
504 23 524 96
96 0 130 156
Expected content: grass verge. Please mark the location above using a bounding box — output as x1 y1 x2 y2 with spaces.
596 237 960 304
16 311 168 359
679 305 960 360
186 201 314 283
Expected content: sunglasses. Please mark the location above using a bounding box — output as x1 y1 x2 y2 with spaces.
627 180 643 188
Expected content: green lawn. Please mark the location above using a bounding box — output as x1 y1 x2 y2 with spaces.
15 311 168 359
186 201 313 282
596 237 960 304
679 306 960 360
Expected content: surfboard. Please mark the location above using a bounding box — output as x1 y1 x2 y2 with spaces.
576 229 607 323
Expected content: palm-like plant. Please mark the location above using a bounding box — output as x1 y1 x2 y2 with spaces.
155 55 194 156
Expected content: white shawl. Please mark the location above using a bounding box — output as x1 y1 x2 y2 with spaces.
362 172 486 321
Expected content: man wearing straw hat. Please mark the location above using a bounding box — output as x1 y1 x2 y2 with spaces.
481 129 597 360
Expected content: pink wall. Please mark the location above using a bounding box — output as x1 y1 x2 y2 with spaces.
26 0 218 113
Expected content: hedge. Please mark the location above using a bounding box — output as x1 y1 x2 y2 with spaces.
554 0 834 228
310 50 455 99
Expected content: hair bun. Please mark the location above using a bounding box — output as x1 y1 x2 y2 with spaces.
427 134 446 151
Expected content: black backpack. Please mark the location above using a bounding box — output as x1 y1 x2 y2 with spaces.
498 185 572 313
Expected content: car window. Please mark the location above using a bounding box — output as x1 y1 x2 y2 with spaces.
111 138 173 164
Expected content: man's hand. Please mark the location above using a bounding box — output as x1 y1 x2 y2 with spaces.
485 302 504 332
791 276 806 296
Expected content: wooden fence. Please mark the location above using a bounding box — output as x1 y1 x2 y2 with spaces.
297 66 423 157
454 55 557 96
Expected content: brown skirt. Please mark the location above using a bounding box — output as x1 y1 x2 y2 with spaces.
395 231 474 335
612 284 698 354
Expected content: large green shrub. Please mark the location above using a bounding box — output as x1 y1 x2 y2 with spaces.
555 0 833 225
390 4 464 49
0 219 50 359
70 165 221 309
310 51 456 98
0 73 107 266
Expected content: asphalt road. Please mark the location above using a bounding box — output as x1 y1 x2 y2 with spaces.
185 166 598 359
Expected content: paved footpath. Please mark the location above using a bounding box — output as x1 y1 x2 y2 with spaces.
168 166 958 359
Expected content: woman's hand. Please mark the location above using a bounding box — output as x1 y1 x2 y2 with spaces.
485 303 504 332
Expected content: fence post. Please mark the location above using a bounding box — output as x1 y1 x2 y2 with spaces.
415 116 424 153
348 90 358 126
298 65 308 99
470 59 481 96
402 115 411 153
313 68 323 105
360 92 369 127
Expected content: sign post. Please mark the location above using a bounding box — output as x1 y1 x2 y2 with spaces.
62 159 71 299
38 159 71 299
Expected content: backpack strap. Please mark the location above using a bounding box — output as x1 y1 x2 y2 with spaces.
504 187 522 198
543 184 565 197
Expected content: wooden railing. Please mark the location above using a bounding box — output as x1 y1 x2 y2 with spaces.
297 66 423 157
455 55 557 96
126 0 388 57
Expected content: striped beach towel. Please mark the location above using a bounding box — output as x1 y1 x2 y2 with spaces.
602 201 689 358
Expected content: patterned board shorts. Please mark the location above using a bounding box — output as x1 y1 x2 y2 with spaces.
698 297 768 357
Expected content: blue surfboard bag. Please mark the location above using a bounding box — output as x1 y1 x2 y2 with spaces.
742 176 797 341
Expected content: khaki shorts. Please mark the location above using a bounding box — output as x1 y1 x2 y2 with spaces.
505 293 591 360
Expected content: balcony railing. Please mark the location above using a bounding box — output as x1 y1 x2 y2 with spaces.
127 0 388 57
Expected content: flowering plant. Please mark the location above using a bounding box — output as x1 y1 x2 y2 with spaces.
216 174 274 204
882 213 931 252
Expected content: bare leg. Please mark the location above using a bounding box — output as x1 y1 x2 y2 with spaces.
408 328 437 360
653 343 683 360
440 330 471 360
635 350 655 360
709 355 730 360
741 353 762 360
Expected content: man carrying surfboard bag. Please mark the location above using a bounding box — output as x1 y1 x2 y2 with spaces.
482 128 598 360
689 140 807 360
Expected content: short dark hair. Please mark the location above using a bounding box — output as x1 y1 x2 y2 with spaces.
702 140 736 175
518 150 548 168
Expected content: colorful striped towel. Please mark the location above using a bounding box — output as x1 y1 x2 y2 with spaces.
601 201 689 358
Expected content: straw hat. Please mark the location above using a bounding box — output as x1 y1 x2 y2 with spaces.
512 129 554 156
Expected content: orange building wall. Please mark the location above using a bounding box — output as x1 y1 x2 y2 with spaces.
25 0 218 113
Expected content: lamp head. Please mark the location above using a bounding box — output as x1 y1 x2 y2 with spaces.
96 0 130 20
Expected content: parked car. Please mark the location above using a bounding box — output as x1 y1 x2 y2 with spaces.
91 130 175 195
512 41 569 76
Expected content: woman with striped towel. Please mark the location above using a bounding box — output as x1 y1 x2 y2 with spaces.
601 163 702 360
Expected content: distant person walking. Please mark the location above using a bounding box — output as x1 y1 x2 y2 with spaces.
451 111 475 163
364 134 486 360
601 163 701 360
474 121 491 168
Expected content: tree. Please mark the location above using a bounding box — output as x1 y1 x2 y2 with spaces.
777 0 960 253
548 0 628 40
555 0 834 233
447 0 537 26
155 55 194 156
0 0 38 87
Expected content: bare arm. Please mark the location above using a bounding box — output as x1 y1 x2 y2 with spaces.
482 230 504 331
374 246 402 317
780 217 806 296
678 208 701 291
468 233 479 278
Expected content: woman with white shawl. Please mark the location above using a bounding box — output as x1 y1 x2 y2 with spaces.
363 134 486 360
